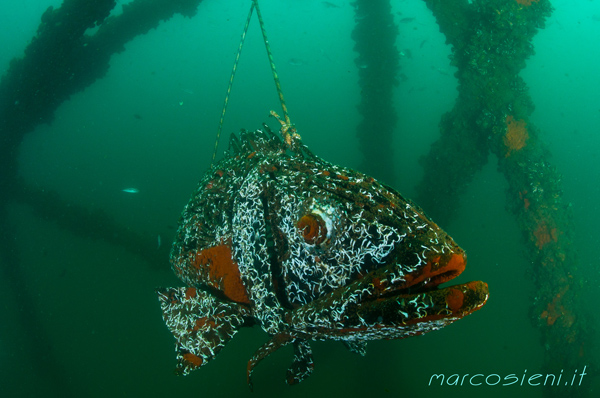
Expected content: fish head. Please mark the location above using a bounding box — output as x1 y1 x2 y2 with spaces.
265 153 488 340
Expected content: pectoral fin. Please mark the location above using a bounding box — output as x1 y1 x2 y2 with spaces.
286 339 314 385
246 334 314 390
157 286 250 375
342 340 367 356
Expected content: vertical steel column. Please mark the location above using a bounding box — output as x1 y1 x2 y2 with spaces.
352 0 399 184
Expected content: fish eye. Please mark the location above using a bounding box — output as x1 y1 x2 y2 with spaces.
296 213 327 245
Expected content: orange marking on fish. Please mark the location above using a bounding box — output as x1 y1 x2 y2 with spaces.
185 287 197 300
182 353 203 367
446 288 464 312
193 244 250 304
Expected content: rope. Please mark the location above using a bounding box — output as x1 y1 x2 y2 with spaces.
252 0 292 128
210 0 296 166
210 2 255 165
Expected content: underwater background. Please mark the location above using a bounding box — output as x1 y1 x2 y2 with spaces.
1 0 598 397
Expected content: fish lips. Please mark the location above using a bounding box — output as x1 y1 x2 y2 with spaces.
290 251 488 340
354 252 489 328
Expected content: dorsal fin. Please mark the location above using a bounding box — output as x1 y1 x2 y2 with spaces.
225 124 318 163
227 124 284 157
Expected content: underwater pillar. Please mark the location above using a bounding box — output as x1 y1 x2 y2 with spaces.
0 0 205 255
351 0 399 185
0 0 203 197
0 0 203 394
419 1 594 396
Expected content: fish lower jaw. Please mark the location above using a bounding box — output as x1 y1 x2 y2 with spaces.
361 280 489 328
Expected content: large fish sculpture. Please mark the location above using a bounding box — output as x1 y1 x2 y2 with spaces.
157 124 488 388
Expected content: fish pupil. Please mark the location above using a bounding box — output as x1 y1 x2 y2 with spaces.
297 214 326 245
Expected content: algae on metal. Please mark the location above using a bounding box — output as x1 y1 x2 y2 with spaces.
418 1 593 396
0 0 204 394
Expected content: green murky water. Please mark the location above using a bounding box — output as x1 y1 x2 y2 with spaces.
1 1 598 397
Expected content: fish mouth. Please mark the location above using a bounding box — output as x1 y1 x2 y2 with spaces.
358 252 489 324
389 252 468 295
